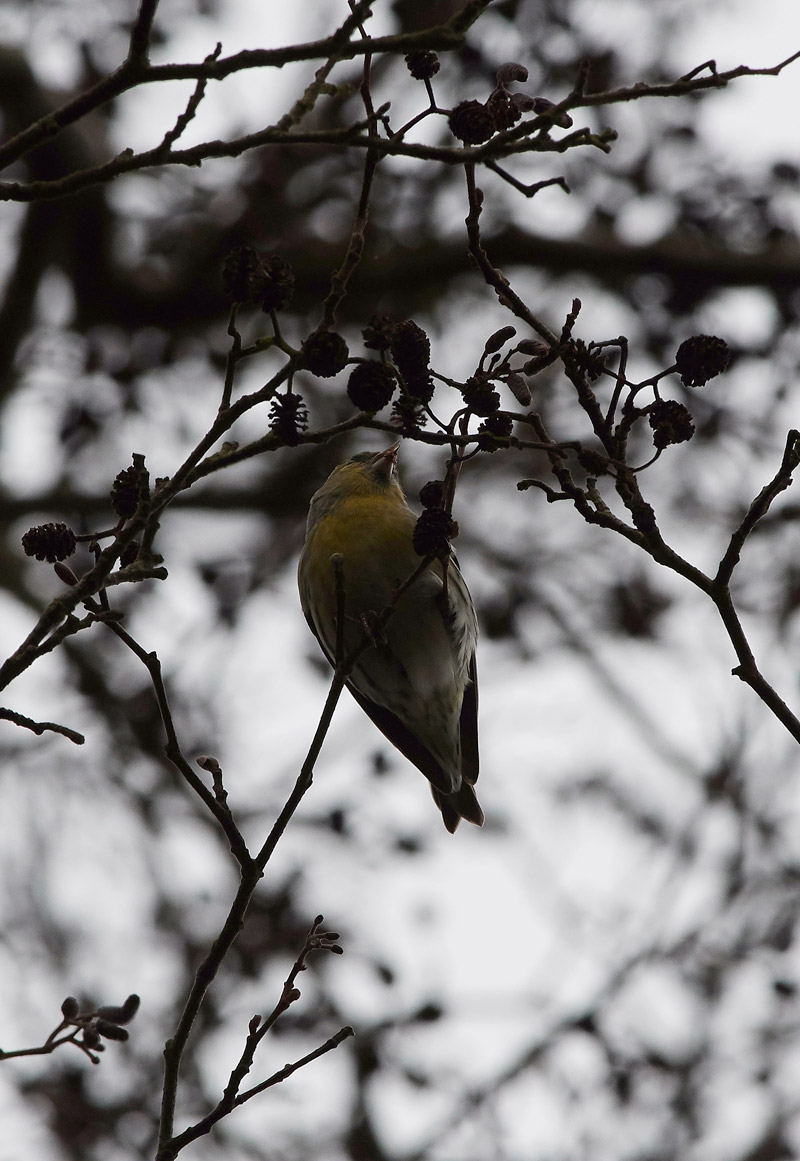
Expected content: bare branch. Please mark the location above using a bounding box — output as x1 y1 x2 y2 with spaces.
463 161 560 347
233 1027 355 1104
159 919 349 1157
485 161 570 198
0 706 85 745
715 429 800 587
82 599 250 866
5 41 798 203
127 0 161 66
154 43 221 154
321 11 382 327
711 587 800 746
0 1 475 177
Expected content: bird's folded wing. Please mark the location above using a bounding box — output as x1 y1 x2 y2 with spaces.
460 653 479 788
345 681 458 795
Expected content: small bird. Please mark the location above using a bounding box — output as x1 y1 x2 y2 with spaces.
298 444 482 832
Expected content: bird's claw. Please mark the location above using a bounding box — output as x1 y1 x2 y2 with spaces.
360 611 387 648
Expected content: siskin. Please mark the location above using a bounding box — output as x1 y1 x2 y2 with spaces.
298 444 482 832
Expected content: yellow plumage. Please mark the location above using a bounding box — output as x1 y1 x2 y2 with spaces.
298 445 482 832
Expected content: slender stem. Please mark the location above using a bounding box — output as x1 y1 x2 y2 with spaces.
0 706 84 745
603 337 629 431
715 429 800 587
156 667 346 1157
0 1030 78 1060
711 586 800 745
321 16 381 328
157 861 262 1155
127 0 160 64
86 603 250 865
161 921 349 1155
234 1027 355 1104
162 1029 354 1157
463 163 560 348
218 306 241 413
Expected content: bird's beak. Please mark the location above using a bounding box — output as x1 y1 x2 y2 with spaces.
373 442 400 480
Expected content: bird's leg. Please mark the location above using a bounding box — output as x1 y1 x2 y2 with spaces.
359 610 387 648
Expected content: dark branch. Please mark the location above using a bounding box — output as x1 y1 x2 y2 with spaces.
127 0 161 65
715 429 800 587
0 706 85 745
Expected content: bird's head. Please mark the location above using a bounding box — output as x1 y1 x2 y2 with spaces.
340 443 400 484
306 444 404 526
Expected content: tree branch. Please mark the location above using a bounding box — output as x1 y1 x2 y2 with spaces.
127 0 161 66
0 705 85 745
159 918 350 1157
715 429 800 587
0 1 475 177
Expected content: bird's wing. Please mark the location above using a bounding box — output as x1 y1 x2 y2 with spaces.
445 553 478 671
460 651 479 788
300 591 456 793
437 553 479 786
345 680 457 795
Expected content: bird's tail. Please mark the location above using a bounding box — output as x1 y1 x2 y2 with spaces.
432 781 484 834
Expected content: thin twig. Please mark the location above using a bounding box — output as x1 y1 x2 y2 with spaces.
0 12 481 178
219 306 242 412
164 1024 355 1161
8 46 800 204
715 429 800 587
0 706 85 745
1 358 303 694
155 44 221 154
84 601 250 866
127 0 161 65
485 161 570 198
602 337 629 431
0 1035 80 1063
102 565 169 587
712 586 800 745
160 920 350 1156
0 120 614 203
463 162 559 347
321 6 381 327
234 1027 355 1104
156 667 346 1155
